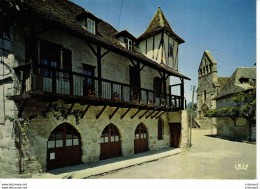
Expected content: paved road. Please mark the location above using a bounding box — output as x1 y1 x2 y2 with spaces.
94 128 256 179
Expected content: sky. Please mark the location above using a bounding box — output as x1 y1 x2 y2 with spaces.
71 0 256 103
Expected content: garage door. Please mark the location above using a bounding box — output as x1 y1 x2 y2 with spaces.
47 123 81 170
100 123 122 160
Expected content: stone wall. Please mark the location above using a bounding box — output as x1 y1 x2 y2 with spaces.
216 117 255 141
11 99 176 174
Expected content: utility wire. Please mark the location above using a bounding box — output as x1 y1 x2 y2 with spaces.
106 0 109 21
117 0 123 30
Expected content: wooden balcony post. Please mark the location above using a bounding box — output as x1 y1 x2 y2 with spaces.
69 72 73 95
180 78 184 109
97 45 102 99
121 85 124 101
52 68 57 93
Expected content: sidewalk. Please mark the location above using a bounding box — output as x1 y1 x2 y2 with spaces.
32 147 183 179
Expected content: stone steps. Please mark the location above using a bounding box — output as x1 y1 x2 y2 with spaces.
195 118 213 129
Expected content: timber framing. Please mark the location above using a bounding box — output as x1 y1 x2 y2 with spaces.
121 108 131 119
96 105 107 119
139 109 150 119
151 111 161 119
146 110 155 119
109 107 120 119
81 104 91 119
131 109 141 119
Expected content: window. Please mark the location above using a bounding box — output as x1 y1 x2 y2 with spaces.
158 118 164 140
169 44 174 57
125 37 132 50
87 18 95 34
40 40 61 77
100 124 120 143
82 64 95 96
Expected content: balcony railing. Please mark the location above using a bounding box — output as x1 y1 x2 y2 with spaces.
14 63 185 110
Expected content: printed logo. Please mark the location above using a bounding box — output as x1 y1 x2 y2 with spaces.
235 163 248 171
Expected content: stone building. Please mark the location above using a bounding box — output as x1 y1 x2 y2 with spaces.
0 1 190 177
214 67 256 140
196 51 229 128
196 51 256 140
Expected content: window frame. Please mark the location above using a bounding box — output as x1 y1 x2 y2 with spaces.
126 37 132 51
169 43 174 57
87 18 96 34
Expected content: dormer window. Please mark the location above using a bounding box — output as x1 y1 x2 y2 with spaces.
115 30 136 51
126 38 132 50
87 18 95 34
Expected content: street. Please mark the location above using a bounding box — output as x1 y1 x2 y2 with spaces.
93 128 256 179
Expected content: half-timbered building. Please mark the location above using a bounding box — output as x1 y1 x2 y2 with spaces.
0 0 190 176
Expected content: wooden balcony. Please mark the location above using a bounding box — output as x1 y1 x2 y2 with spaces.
10 63 186 111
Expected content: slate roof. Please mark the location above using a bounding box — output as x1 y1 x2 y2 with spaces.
217 77 230 91
18 0 189 80
137 7 184 44
214 67 256 99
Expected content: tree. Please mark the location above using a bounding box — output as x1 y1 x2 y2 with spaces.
205 88 256 141
232 88 256 141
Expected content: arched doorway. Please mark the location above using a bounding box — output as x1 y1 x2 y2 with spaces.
134 123 148 154
100 123 122 160
47 123 81 170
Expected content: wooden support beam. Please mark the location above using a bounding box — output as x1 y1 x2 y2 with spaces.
165 74 170 80
156 111 166 119
101 50 110 58
158 70 163 78
81 104 91 119
121 108 131 119
146 110 155 119
129 58 136 67
109 107 120 119
18 100 27 118
131 109 141 119
151 111 161 119
140 64 146 71
139 109 149 119
86 42 97 57
96 105 107 119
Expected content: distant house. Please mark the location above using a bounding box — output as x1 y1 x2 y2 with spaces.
0 1 190 176
196 51 256 140
214 67 256 140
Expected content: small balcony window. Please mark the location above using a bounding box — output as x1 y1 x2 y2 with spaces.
87 18 95 34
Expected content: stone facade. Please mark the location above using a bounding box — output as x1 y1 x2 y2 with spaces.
0 3 189 177
196 51 256 140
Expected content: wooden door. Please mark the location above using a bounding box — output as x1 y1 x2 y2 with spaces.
134 123 148 154
47 123 81 170
100 124 122 160
170 123 182 148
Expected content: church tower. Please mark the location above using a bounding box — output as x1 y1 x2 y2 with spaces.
137 7 184 71
197 50 218 118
